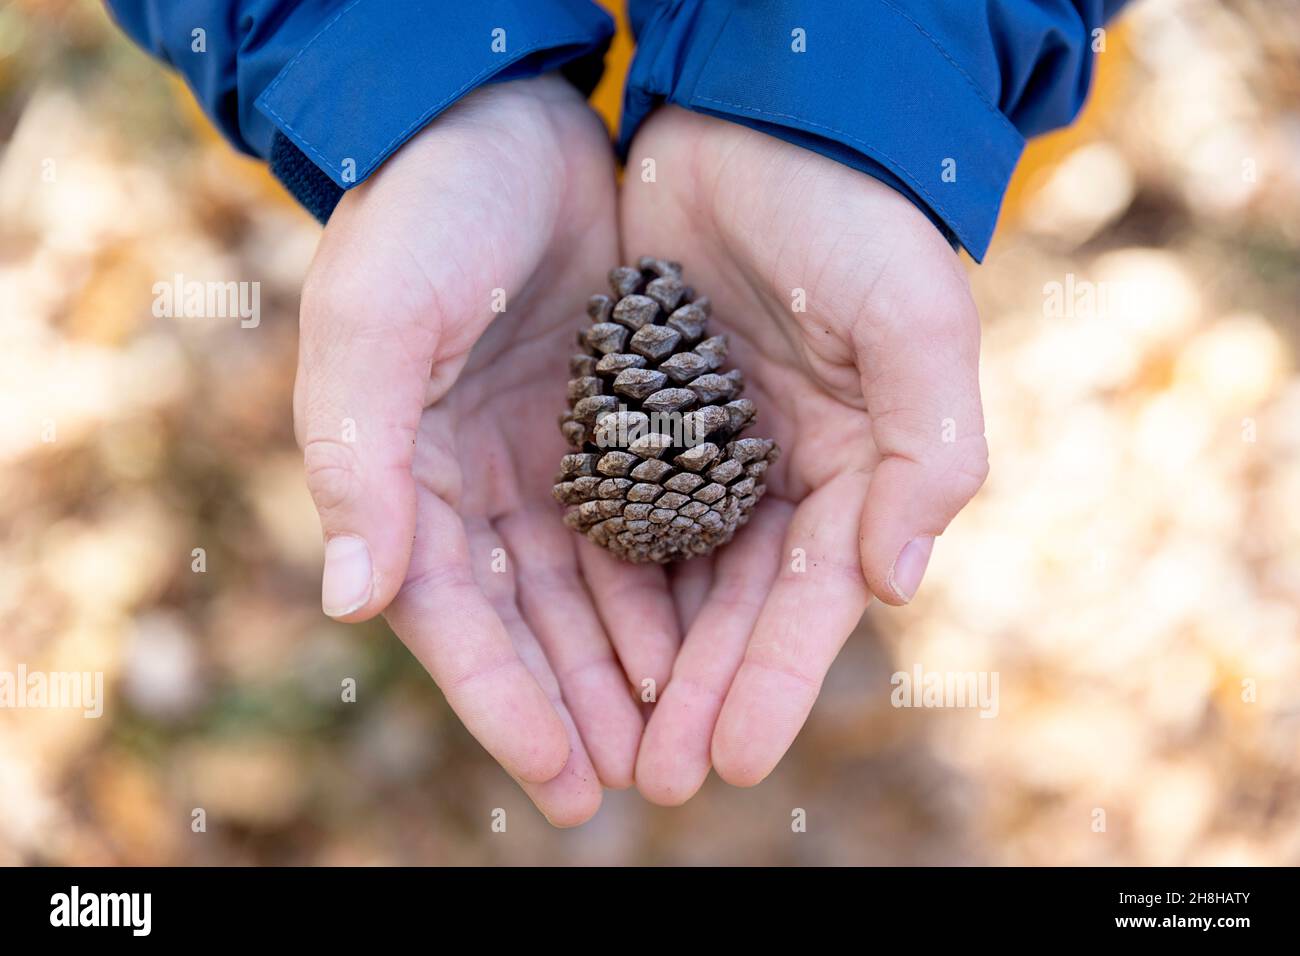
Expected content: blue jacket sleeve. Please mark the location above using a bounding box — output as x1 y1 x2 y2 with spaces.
621 0 1130 262
106 0 614 222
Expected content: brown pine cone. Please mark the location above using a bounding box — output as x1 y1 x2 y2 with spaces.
553 257 780 564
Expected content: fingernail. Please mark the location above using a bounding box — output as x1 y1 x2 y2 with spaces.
322 535 373 618
888 536 934 603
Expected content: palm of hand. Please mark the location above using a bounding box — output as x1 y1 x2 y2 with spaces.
618 108 988 802
399 289 663 826
299 77 647 825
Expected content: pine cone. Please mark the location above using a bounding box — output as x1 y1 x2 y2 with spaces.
553 257 780 564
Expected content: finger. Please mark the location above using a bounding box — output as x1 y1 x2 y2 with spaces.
459 517 605 825
495 508 643 790
516 702 604 828
667 555 715 634
851 278 988 605
383 497 569 786
577 540 681 701
295 264 434 621
635 501 792 806
711 474 871 787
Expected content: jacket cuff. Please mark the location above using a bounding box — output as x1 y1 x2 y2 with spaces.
619 0 1025 262
270 132 345 224
256 0 613 219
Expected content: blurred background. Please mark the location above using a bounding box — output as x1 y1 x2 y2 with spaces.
2 0 1298 865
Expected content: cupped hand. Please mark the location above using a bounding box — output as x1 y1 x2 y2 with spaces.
620 108 990 804
294 75 648 826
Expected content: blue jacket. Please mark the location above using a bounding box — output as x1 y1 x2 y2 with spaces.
106 0 1128 261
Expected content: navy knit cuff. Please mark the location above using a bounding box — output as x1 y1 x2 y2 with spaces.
269 131 344 224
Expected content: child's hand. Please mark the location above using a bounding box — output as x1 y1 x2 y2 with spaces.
293 75 641 826
620 108 990 804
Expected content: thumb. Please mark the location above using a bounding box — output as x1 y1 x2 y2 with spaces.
294 262 441 622
854 279 989 606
